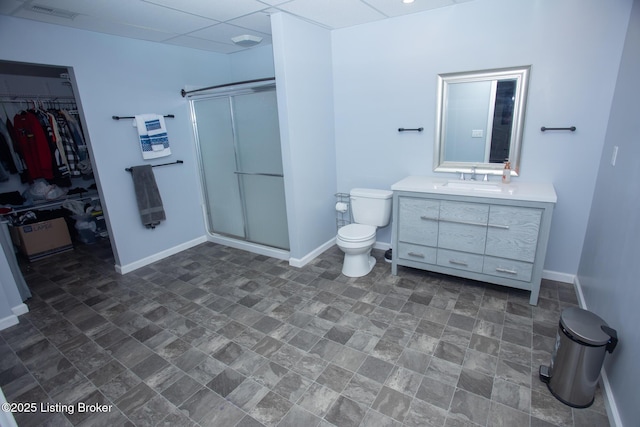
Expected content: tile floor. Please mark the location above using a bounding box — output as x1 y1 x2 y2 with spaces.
0 240 611 427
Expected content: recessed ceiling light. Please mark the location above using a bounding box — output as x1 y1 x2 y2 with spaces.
231 35 263 47
402 0 415 4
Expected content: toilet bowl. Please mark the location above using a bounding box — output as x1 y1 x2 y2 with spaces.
335 188 393 277
336 224 377 277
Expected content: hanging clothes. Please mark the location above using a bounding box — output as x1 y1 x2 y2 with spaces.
0 117 23 174
51 110 81 176
60 110 87 161
13 110 53 181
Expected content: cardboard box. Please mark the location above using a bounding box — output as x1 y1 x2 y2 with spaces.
10 217 73 261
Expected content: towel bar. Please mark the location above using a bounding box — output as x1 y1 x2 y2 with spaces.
113 114 175 120
125 160 183 172
540 126 576 132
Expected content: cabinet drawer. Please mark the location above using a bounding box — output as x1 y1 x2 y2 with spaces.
437 249 484 273
398 197 439 246
438 201 488 254
485 206 542 262
439 201 489 223
483 256 533 282
398 242 437 264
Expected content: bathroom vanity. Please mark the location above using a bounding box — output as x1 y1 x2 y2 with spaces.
391 176 557 305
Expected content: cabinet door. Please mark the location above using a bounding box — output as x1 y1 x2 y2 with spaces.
485 206 542 262
438 201 489 254
398 197 439 246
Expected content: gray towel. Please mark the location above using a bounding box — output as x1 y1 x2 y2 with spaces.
130 165 165 229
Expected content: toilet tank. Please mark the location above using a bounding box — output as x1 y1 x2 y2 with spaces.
350 188 393 227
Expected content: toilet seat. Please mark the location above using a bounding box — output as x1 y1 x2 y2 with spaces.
338 224 376 243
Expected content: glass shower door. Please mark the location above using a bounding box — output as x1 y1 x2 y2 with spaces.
193 88 289 250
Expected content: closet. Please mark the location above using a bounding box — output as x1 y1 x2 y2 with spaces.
0 59 110 263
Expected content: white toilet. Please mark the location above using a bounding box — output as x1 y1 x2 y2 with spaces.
336 188 393 277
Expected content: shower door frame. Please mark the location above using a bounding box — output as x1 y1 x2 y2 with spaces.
189 81 290 258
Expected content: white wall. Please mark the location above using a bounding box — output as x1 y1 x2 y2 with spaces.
331 0 633 275
229 44 275 81
0 247 23 330
0 15 231 271
271 13 337 263
577 1 640 425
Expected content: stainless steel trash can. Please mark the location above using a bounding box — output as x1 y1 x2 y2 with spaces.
539 307 617 408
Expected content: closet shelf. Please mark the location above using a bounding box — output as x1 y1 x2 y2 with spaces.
3 191 100 215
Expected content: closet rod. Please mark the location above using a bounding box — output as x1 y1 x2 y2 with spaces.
8 194 99 215
113 114 174 120
0 97 76 103
181 77 275 97
125 160 183 172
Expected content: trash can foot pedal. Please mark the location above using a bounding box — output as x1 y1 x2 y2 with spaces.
539 365 550 383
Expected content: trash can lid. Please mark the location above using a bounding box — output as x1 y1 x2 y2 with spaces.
560 307 611 346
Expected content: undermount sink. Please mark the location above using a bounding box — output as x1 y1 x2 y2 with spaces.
439 180 504 193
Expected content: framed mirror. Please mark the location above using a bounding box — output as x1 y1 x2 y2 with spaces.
434 65 531 176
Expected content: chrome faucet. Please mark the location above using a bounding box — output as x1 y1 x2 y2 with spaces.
470 166 477 181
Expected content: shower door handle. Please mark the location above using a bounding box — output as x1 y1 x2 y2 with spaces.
234 171 284 177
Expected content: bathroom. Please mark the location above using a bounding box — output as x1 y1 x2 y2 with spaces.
0 0 638 426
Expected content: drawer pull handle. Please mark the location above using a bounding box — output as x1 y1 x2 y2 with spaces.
420 216 438 221
449 259 468 266
488 224 510 230
439 218 487 227
408 252 425 258
496 267 518 275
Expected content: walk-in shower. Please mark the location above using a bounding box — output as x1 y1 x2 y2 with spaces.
189 80 289 253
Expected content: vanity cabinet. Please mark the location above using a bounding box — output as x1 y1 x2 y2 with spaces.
391 177 556 305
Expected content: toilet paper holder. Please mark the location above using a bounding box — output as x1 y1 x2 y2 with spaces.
335 193 351 230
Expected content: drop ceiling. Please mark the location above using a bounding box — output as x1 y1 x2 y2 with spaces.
0 0 473 54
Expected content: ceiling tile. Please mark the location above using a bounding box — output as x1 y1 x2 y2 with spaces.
277 0 386 29
33 0 218 33
0 0 22 15
362 0 455 18
1 0 476 53
189 23 271 46
143 0 269 22
12 7 180 43
257 0 294 6
163 35 245 53
227 10 272 34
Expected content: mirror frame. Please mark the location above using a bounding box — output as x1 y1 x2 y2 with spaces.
434 65 531 176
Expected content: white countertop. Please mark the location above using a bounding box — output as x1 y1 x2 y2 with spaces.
391 176 557 203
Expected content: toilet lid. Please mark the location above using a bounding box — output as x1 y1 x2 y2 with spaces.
338 224 376 242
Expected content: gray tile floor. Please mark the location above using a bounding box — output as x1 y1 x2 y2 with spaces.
0 240 611 427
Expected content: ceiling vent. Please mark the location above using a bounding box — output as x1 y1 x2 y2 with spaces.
231 35 263 48
28 4 79 19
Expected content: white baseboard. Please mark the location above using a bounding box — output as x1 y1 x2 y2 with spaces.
12 303 28 317
0 314 18 331
289 238 335 268
572 275 588 308
208 234 290 261
542 269 575 284
600 369 623 427
573 275 621 427
374 241 391 251
289 239 391 269
115 236 208 274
